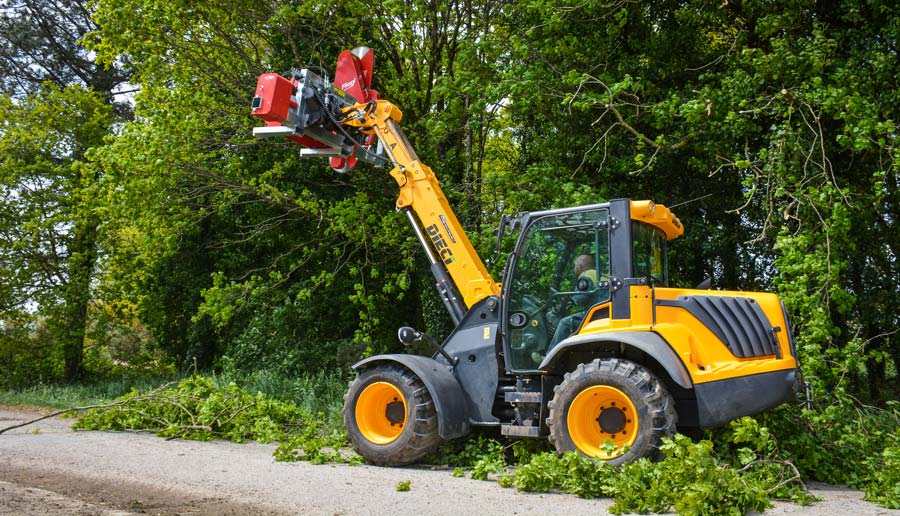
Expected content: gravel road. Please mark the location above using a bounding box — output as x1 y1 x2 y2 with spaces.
1 407 897 516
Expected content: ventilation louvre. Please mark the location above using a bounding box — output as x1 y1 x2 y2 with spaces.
657 296 780 358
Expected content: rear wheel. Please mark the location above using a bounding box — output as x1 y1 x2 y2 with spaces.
547 358 676 465
343 364 441 465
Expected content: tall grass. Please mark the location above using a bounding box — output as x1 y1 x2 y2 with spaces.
216 369 349 432
0 374 177 409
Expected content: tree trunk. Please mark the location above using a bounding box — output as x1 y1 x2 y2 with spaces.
61 214 99 383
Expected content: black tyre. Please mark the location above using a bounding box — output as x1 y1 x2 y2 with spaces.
547 358 676 465
343 364 441 466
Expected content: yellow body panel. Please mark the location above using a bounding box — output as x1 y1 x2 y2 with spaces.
577 287 797 384
630 200 684 240
391 161 499 305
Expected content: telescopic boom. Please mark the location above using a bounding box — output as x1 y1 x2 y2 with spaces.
250 47 500 323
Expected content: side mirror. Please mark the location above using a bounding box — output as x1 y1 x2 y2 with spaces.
397 326 420 346
398 326 458 366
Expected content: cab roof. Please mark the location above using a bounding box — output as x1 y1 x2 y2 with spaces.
630 200 684 240
519 199 684 241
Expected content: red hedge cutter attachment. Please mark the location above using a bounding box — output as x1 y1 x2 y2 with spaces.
250 46 382 173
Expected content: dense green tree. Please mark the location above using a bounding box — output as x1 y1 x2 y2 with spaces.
496 0 899 400
83 0 514 372
3 0 892 400
0 0 129 383
0 0 128 98
0 85 112 384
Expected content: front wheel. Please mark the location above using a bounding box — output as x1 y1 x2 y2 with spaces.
343 364 441 466
547 358 676 465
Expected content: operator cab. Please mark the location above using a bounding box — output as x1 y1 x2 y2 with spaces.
501 199 676 372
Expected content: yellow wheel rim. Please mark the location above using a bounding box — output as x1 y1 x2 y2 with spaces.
567 385 639 459
355 382 408 445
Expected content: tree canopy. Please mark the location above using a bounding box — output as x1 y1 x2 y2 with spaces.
0 0 897 405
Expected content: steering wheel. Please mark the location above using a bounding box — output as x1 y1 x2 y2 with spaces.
525 289 577 320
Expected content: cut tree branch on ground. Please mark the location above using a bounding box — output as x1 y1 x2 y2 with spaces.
0 381 180 435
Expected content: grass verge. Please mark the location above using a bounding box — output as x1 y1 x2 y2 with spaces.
0 374 177 409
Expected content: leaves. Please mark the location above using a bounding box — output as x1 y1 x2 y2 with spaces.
499 438 784 515
713 401 900 507
74 375 305 442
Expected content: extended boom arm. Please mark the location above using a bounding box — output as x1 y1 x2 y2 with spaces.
342 100 500 320
250 48 499 323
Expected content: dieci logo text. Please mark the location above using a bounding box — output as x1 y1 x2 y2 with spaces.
426 224 455 264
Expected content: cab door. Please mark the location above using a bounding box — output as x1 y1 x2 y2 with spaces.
502 209 611 372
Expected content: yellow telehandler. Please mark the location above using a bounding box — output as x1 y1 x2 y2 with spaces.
251 47 801 466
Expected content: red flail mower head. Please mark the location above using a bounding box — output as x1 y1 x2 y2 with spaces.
250 46 382 173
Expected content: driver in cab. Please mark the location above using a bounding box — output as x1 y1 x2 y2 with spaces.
533 254 598 364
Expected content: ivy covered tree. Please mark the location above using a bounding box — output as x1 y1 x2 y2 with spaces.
0 85 112 384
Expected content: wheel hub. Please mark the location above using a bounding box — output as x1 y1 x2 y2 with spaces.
385 400 405 425
597 406 626 434
566 385 639 459
355 382 408 444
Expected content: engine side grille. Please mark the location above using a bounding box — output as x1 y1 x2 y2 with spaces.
657 296 780 358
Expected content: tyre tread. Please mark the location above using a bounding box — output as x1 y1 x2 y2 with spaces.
343 364 442 466
547 358 677 465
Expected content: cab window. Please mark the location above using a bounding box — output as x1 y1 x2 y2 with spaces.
632 222 667 286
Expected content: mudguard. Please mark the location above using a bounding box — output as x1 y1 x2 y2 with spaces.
540 331 693 389
352 354 470 439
